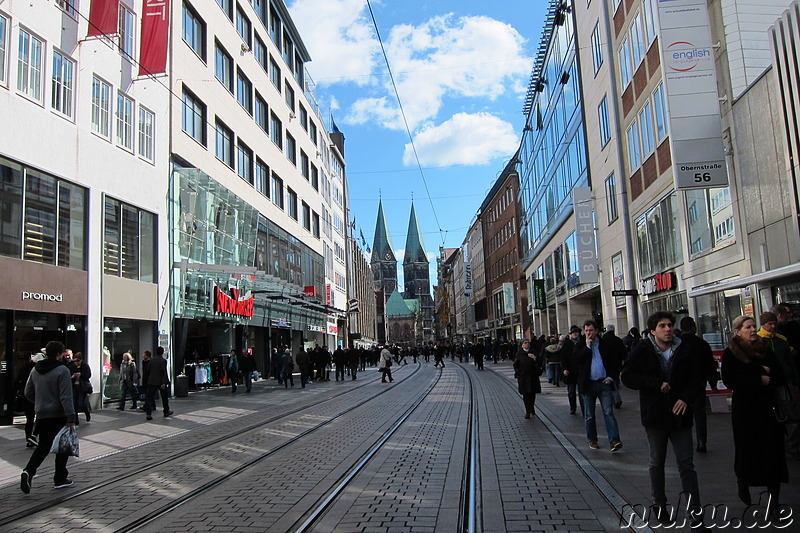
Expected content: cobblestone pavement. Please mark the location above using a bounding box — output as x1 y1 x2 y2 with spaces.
0 361 797 532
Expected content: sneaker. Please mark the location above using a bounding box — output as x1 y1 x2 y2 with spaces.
696 442 707 453
54 479 74 489
27 436 38 447
146 415 153 421
611 440 623 452
589 441 600 449
20 471 32 494
614 402 622 409
163 410 174 417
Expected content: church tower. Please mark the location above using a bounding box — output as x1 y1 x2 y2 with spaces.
370 199 397 295
403 202 434 341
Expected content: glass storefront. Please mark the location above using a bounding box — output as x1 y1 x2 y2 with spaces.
101 318 155 402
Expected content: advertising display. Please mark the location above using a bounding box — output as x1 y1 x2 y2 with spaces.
572 187 598 284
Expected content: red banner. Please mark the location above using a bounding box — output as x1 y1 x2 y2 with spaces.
87 0 120 37
214 287 254 318
138 0 170 76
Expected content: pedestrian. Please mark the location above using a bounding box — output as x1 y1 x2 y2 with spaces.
296 347 311 388
68 352 91 425
333 346 347 381
117 352 140 411
772 304 800 353
562 326 584 415
573 320 623 451
227 349 240 393
471 339 485 370
679 316 718 453
145 347 172 420
282 348 295 388
601 324 627 408
722 315 787 514
16 352 42 448
544 335 568 387
514 338 542 419
379 347 394 383
239 350 256 393
348 348 360 380
20 341 76 493
623 327 641 353
621 312 705 527
433 343 445 368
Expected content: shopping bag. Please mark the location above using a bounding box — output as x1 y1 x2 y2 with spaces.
49 426 80 457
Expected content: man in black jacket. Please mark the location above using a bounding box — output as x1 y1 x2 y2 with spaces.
573 320 623 451
679 316 718 452
621 311 704 527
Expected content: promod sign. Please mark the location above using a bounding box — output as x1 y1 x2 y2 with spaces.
214 287 254 317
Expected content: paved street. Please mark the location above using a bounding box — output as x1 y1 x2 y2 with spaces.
0 361 797 532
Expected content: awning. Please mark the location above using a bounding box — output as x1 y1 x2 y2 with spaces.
688 262 800 298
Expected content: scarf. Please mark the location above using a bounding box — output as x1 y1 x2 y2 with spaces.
727 334 766 364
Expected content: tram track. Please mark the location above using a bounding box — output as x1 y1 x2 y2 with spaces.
0 364 424 531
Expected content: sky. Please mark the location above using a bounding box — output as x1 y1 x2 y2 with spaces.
287 0 549 291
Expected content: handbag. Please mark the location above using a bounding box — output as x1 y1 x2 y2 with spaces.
49 426 80 457
773 383 800 423
81 380 93 394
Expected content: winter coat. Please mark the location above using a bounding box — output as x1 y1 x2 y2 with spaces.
722 336 787 486
544 342 565 364
239 353 256 373
514 347 542 396
281 352 294 373
145 354 169 387
379 349 393 369
119 360 140 385
561 338 581 385
572 337 622 394
680 332 719 388
621 335 702 429
25 358 75 423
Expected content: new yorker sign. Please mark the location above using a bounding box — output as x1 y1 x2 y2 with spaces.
213 287 254 317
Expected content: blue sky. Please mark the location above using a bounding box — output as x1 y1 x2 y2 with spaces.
288 0 548 290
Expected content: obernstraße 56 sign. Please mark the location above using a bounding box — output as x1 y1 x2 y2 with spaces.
657 0 728 190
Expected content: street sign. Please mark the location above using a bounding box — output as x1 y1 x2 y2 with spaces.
611 289 638 297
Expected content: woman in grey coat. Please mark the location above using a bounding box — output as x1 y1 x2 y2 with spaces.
117 352 140 411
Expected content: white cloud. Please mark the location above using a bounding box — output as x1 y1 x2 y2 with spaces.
403 112 518 167
287 0 380 86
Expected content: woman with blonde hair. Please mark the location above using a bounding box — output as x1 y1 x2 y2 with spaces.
721 315 787 512
117 352 140 411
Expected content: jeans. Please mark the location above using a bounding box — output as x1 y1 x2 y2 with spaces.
582 381 621 444
145 385 170 415
335 365 345 381
645 425 700 510
283 370 294 388
24 417 70 483
548 363 562 386
567 383 584 414
119 381 138 409
693 395 707 445
243 371 252 392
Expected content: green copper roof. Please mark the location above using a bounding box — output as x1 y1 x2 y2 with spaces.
404 298 421 313
385 289 414 317
403 202 427 264
372 199 395 262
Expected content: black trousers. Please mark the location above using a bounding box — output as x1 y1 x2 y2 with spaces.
24 416 70 483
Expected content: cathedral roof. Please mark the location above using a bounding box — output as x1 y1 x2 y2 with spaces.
403 202 427 264
385 289 414 317
372 199 395 263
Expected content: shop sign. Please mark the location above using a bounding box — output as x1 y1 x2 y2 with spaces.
308 324 325 332
533 279 546 309
502 282 515 315
572 187 599 283
328 324 338 334
463 261 473 298
640 272 677 295
271 318 291 328
214 287 254 317
21 291 63 302
304 286 317 297
325 284 332 306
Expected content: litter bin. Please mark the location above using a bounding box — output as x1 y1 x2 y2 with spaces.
174 375 189 398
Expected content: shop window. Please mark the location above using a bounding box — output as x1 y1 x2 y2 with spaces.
635 193 683 278
24 170 57 264
0 156 23 258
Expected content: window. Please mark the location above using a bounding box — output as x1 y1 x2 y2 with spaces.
309 121 317 146
270 112 282 148
284 81 294 111
0 15 7 85
236 6 252 48
237 69 252 114
282 35 293 68
215 42 233 92
254 36 268 72
182 88 206 144
299 105 308 131
312 212 320 238
302 202 311 230
119 5 136 58
626 119 641 170
183 3 206 60
269 56 280 90
116 92 134 151
286 133 296 164
138 106 155 162
17 28 43 100
630 12 645 68
271 173 284 208
104 197 156 281
591 22 603 74
255 92 268 132
253 0 267 26
255 159 269 196
310 164 319 190
643 0 658 44
57 0 77 16
598 96 611 147
287 188 298 219
215 119 234 167
216 0 233 20
269 9 281 46
605 173 618 223
653 82 668 141
685 187 735 255
51 51 75 117
618 37 632 87
639 101 655 157
636 193 682 277
294 54 304 85
237 142 252 184
300 151 309 179
91 76 112 138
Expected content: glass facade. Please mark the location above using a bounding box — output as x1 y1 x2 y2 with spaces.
519 0 587 261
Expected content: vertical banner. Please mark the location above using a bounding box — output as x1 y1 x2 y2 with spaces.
87 0 120 37
463 261 473 298
533 279 546 310
572 187 598 284
502 282 515 315
612 252 625 307
657 0 728 189
138 0 171 76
